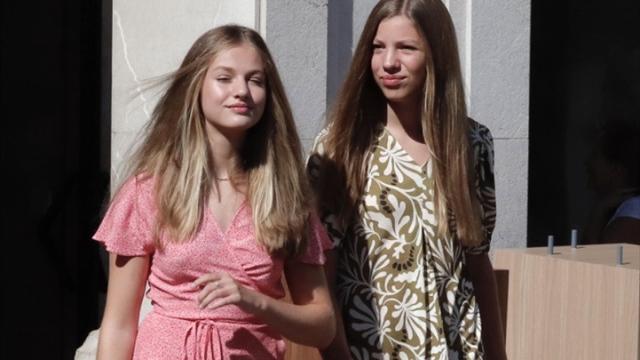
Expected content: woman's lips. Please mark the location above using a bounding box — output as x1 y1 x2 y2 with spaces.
381 75 404 87
227 104 252 114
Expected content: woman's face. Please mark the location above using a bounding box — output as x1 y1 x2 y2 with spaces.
200 43 267 135
371 15 428 105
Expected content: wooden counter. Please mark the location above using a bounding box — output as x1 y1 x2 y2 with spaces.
493 243 640 360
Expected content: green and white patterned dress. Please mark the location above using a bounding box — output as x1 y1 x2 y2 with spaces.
308 120 496 360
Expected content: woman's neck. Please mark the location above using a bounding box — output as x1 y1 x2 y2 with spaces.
206 125 244 180
385 99 423 141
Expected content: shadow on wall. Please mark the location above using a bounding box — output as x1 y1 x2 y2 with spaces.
327 0 354 110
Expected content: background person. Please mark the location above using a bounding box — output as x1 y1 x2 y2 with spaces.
585 119 640 245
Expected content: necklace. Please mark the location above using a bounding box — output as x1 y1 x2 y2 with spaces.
214 177 230 181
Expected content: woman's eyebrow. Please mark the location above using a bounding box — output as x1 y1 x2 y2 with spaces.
211 66 264 75
210 66 234 72
396 39 421 45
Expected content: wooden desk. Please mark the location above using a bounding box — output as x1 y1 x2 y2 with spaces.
493 244 640 360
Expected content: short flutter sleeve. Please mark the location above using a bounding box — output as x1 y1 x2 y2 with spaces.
465 120 497 255
93 176 156 256
292 212 332 265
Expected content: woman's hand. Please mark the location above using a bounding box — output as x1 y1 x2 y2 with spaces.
193 264 335 349
466 253 507 360
193 272 261 313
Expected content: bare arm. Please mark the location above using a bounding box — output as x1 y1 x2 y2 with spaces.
194 262 335 349
466 253 507 360
97 254 150 360
320 249 352 359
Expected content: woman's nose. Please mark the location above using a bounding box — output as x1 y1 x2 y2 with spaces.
383 50 400 72
233 79 249 98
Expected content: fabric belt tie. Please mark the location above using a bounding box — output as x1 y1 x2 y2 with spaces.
182 320 224 360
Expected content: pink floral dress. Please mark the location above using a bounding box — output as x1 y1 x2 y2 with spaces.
94 176 331 360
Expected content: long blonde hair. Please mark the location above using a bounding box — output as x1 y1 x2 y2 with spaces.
123 25 310 256
320 0 483 246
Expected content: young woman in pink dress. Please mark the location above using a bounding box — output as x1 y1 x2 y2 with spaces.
94 25 335 359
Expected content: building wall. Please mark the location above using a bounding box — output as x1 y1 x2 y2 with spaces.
265 0 329 149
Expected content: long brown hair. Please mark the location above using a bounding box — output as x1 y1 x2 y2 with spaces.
123 25 310 256
321 0 483 246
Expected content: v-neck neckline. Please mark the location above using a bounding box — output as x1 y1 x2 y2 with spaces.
381 127 431 169
207 199 249 238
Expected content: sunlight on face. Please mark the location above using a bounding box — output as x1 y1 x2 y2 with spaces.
200 43 267 136
371 16 428 105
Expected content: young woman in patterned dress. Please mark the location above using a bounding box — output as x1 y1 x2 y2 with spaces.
95 25 335 359
309 1 506 359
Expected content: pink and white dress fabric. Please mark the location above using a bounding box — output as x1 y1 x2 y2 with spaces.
94 176 331 359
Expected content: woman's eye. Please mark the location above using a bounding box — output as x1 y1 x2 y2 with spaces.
249 77 264 86
216 77 231 82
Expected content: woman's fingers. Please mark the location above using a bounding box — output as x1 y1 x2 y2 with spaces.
196 280 221 303
205 293 241 310
193 272 244 309
192 272 221 288
198 285 227 308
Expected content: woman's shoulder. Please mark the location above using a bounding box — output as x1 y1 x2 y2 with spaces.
467 118 494 163
614 195 640 220
117 173 155 194
468 118 493 144
307 127 335 186
310 126 331 155
94 172 158 255
111 172 157 209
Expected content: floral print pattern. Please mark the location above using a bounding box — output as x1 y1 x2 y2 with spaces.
308 120 496 360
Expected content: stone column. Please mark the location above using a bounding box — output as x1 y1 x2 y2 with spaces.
467 1 530 249
264 0 329 149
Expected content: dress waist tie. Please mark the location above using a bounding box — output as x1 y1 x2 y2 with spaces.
182 320 224 360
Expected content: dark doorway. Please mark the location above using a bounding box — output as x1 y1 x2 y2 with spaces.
529 0 640 246
1 0 111 358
